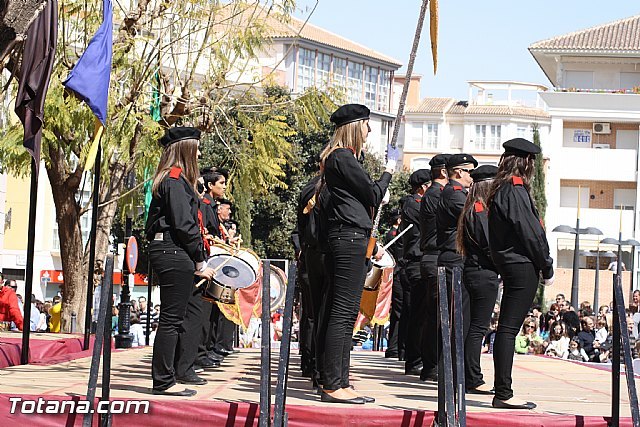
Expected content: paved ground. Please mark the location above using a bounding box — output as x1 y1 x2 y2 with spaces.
0 344 637 417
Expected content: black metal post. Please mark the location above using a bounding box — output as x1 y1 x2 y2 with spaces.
259 260 271 427
145 260 152 346
83 253 114 427
84 145 102 351
593 250 600 311
20 157 38 365
612 236 622 426
101 263 114 427
274 262 297 427
437 267 455 427
452 267 466 426
570 217 580 307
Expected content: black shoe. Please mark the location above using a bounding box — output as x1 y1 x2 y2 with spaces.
192 365 204 374
206 351 224 362
420 369 438 382
405 367 422 376
176 374 208 385
467 386 494 395
492 397 536 410
152 388 197 397
362 396 375 403
196 357 220 369
320 392 365 404
215 348 233 357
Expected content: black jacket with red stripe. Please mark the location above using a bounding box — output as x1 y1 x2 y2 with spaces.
461 201 496 271
436 179 467 263
488 176 554 279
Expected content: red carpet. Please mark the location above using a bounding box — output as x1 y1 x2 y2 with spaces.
0 394 633 426
0 335 105 368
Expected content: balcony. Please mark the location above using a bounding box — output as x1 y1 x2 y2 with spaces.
555 147 637 182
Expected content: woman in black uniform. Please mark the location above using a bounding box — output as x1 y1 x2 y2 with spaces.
319 104 394 404
455 165 499 395
146 127 215 396
487 138 554 409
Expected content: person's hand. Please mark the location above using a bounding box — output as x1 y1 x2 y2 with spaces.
385 144 400 172
593 340 600 348
381 190 391 206
543 275 555 287
373 245 386 261
195 267 215 281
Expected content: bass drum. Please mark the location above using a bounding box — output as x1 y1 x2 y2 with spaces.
268 264 287 312
202 243 261 304
363 251 396 291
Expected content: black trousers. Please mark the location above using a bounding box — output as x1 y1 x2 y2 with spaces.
493 262 539 400
214 314 235 352
197 298 214 361
175 285 207 378
301 246 330 384
404 260 426 371
149 242 196 391
322 226 368 391
419 253 439 374
463 267 499 389
385 265 406 358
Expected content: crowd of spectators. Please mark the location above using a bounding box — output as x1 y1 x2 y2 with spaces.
482 292 640 364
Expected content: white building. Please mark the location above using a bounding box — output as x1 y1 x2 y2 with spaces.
530 15 640 300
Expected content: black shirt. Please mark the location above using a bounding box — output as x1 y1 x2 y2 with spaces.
384 226 403 262
324 148 392 230
401 193 422 261
488 176 553 279
436 179 467 263
461 202 496 271
145 169 205 263
419 181 444 255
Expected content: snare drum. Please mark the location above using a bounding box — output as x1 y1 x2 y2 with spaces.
268 265 287 312
202 243 261 304
363 251 396 291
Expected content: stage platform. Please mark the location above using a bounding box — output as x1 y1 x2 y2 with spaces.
0 346 637 426
0 331 101 368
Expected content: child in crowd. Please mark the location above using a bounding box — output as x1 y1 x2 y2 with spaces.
594 318 609 345
129 313 146 347
563 337 589 362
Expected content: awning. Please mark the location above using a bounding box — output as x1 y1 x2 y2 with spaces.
555 238 633 253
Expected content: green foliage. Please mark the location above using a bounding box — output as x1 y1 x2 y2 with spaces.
531 125 548 307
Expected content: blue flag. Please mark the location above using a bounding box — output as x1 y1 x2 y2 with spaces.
63 0 113 125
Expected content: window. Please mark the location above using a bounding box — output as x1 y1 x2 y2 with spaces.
332 57 347 88
560 186 590 208
517 126 531 138
614 189 635 211
316 52 331 88
564 71 594 89
364 66 378 110
425 123 438 149
475 125 487 149
410 122 423 149
411 157 430 171
297 48 315 91
475 124 501 150
377 70 390 112
616 130 638 150
488 125 501 150
347 62 363 104
380 120 390 148
620 72 640 90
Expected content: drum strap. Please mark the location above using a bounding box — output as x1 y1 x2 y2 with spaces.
197 210 210 253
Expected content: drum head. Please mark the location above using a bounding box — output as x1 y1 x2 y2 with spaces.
269 265 287 312
207 255 257 289
372 251 395 269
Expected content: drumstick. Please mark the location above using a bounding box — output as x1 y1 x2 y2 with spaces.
382 223 414 251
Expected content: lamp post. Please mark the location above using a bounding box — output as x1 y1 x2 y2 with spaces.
579 249 616 311
553 224 603 308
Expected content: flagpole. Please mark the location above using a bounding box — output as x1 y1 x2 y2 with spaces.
21 156 39 365
84 139 102 350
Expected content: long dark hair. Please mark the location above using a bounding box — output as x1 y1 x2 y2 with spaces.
486 153 535 208
456 179 493 255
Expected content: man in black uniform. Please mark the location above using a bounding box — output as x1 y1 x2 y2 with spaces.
383 210 405 359
418 154 450 381
402 169 431 375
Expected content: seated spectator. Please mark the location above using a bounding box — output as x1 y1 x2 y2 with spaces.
515 318 543 354
49 296 62 332
482 315 498 354
541 303 561 336
563 337 589 362
43 301 52 332
545 321 570 358
607 257 626 272
35 301 47 332
577 316 601 362
129 313 145 347
111 306 119 335
595 318 609 345
149 322 158 346
599 305 610 317
0 279 23 331
562 309 580 338
630 290 640 315
579 301 594 317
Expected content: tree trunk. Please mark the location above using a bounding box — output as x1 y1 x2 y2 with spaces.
47 144 85 333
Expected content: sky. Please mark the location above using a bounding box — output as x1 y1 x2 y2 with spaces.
294 1 640 101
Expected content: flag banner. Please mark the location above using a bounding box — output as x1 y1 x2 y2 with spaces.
218 262 264 329
358 266 393 326
15 0 58 169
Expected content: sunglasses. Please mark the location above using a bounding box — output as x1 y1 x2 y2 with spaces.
456 168 474 174
526 325 535 329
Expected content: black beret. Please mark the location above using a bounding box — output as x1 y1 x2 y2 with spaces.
429 154 450 168
218 198 233 207
159 126 201 148
409 169 431 187
446 153 478 169
470 165 498 182
330 104 370 127
503 138 541 156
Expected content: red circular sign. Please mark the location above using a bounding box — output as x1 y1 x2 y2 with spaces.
126 236 139 273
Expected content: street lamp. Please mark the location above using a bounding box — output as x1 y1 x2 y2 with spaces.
552 225 603 308
579 249 616 311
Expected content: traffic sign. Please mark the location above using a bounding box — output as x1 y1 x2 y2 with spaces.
126 236 139 273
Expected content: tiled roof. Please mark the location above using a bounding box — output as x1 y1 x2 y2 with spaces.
268 15 403 67
407 98 549 119
407 98 455 113
529 15 640 52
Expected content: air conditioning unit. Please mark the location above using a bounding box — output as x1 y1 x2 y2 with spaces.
593 143 610 149
593 122 611 134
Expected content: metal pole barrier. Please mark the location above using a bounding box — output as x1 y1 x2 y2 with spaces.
84 145 102 350
613 276 640 427
145 261 152 346
452 267 466 426
593 250 600 311
612 240 622 426
83 254 114 427
100 264 114 427
437 267 455 426
273 262 297 427
20 157 38 365
259 260 271 427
